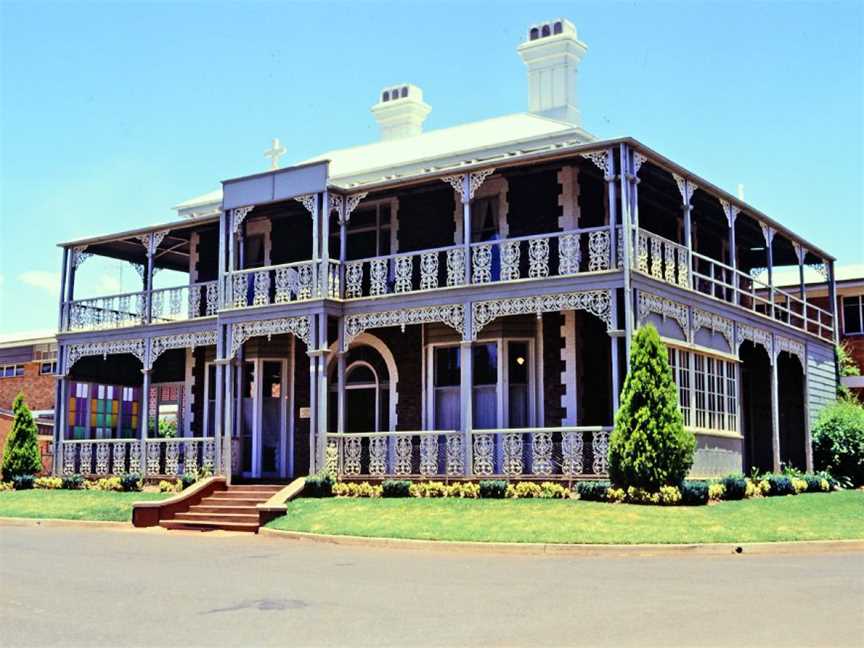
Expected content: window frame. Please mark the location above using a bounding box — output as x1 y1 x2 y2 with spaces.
842 294 864 336
0 364 25 378
425 337 535 431
666 342 739 437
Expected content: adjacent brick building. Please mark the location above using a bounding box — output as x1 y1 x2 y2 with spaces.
0 332 57 473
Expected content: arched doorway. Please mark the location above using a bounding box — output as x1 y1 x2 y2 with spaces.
740 340 773 473
344 362 379 432
778 352 806 469
328 343 392 433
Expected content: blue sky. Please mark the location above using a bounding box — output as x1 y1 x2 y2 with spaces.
1 0 862 335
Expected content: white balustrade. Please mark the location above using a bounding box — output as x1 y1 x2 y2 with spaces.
224 261 319 308
65 291 146 331
324 427 611 479
59 438 217 478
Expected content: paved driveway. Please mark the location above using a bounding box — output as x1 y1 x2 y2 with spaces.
1 525 862 647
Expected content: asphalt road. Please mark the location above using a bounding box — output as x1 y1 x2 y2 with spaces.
1 525 862 648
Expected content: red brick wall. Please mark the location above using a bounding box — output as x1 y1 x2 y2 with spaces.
0 362 56 412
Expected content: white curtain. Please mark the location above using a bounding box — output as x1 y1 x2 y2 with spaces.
435 387 459 430
473 386 497 429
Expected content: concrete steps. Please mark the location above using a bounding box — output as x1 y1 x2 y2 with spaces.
159 483 282 533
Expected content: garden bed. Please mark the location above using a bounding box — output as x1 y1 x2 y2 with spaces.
0 490 169 522
267 490 864 544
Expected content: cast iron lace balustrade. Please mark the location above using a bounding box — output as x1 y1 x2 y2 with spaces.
324 427 611 479
60 438 215 477
223 261 323 308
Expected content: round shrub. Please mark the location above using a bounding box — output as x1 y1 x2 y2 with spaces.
812 399 864 487
608 325 695 491
120 473 142 492
180 474 197 490
576 480 610 502
765 475 795 496
12 474 35 490
479 480 507 499
382 479 412 498
61 474 83 490
679 481 709 506
721 475 747 500
304 472 333 498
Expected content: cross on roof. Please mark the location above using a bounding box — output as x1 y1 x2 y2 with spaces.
264 138 286 170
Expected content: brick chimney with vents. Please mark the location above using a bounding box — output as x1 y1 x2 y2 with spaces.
370 84 431 141
517 18 588 125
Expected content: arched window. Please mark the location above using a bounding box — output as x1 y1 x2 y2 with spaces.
382 91 390 102
541 24 550 37
529 27 539 40
400 86 408 98
553 21 562 35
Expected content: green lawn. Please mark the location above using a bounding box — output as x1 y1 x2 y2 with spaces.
0 490 169 522
268 491 864 544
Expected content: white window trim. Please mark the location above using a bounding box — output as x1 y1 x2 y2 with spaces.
424 336 535 430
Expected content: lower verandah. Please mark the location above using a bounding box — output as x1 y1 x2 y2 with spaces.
56 308 809 481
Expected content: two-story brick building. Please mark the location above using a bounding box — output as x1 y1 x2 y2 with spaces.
52 19 838 488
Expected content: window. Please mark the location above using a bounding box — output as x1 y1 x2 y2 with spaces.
472 343 498 429
433 347 460 430
334 203 392 260
843 295 863 335
471 197 498 242
668 347 737 434
507 342 529 428
40 361 57 375
430 340 533 430
0 364 24 378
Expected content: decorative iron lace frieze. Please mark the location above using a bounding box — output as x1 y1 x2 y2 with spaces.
230 316 312 357
344 304 465 348
637 292 689 335
150 331 217 368
736 322 773 357
691 308 735 351
65 339 147 371
580 149 614 180
775 335 806 367
472 290 613 339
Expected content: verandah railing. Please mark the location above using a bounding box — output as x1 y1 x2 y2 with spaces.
222 259 339 309
325 426 612 480
630 227 834 341
61 437 217 478
341 227 613 300
63 280 218 332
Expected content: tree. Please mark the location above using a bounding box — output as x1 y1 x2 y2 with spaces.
608 325 695 490
2 393 43 481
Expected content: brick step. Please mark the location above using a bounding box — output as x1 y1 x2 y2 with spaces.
174 511 258 524
199 497 265 507
160 519 259 533
188 504 259 515
226 484 284 492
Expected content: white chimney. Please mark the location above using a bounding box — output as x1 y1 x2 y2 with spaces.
517 19 588 125
371 84 431 141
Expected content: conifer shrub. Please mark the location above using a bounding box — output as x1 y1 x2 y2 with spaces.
1 394 43 481
381 479 412 498
608 325 695 491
